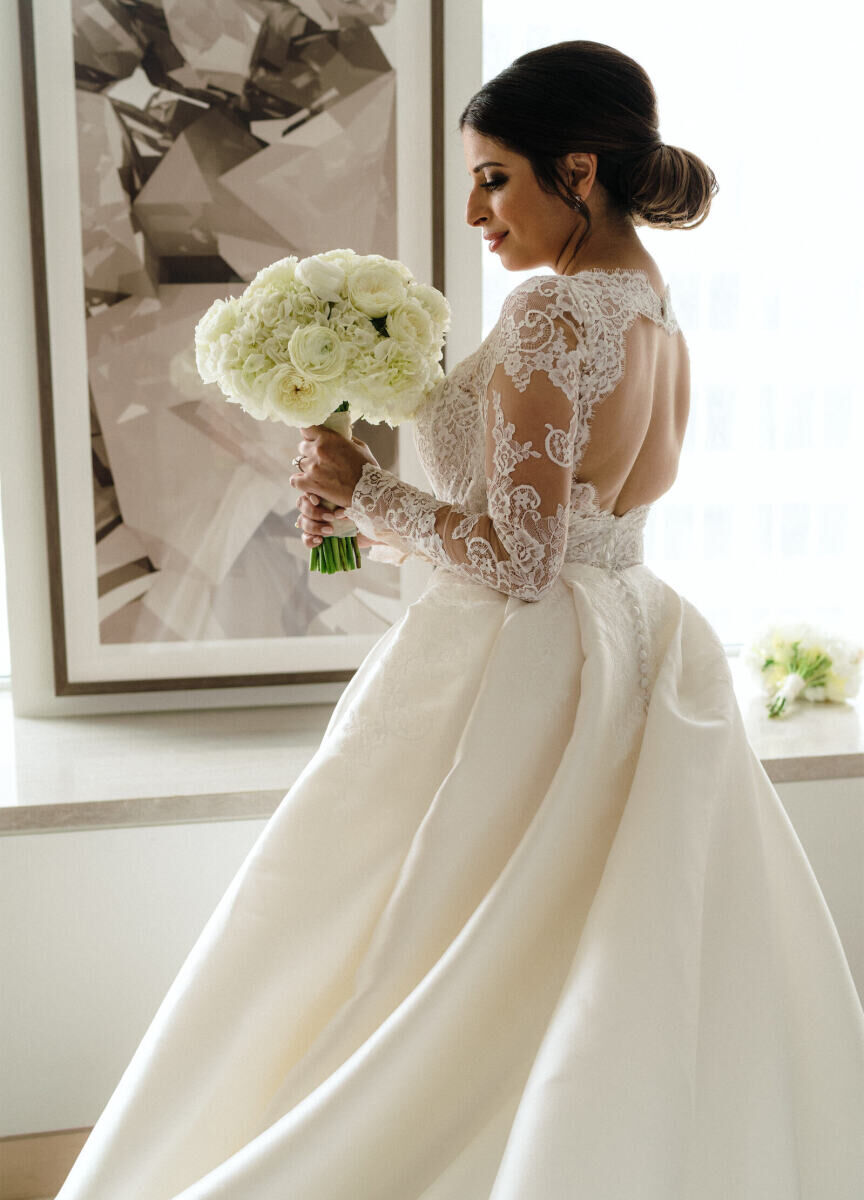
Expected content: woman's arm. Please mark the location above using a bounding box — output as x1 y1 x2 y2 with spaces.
343 278 587 601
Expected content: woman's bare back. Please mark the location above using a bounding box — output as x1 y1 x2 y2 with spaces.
572 265 690 516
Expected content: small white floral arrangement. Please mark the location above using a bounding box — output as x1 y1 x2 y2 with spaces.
745 623 864 718
194 248 450 573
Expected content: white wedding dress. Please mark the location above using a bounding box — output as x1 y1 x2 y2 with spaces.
57 271 864 1199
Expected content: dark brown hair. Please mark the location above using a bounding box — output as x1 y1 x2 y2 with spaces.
459 40 718 237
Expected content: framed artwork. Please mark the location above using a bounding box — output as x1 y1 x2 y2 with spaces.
18 0 444 696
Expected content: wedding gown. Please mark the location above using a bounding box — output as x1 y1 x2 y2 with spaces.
56 270 864 1200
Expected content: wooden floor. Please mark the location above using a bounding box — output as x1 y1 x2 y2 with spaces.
0 1127 90 1200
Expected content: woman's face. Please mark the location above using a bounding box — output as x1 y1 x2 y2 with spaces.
462 127 583 273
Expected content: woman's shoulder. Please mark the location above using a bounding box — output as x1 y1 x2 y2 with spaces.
483 274 593 395
502 271 584 303
497 272 590 329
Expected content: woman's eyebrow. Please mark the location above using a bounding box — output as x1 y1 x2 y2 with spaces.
472 161 505 172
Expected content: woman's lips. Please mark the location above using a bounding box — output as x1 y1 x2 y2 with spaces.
487 232 508 252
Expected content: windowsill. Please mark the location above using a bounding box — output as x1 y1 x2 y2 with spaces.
0 654 861 836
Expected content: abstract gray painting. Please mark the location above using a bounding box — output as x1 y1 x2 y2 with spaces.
74 0 401 645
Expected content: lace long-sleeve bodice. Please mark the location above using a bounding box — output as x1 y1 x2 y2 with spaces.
346 270 682 599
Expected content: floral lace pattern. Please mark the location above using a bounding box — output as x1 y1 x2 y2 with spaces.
346 270 681 600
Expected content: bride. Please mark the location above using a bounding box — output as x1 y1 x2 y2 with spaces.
57 39 864 1200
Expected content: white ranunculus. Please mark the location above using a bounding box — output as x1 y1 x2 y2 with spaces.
295 255 347 303
288 323 350 382
386 298 436 352
346 261 408 317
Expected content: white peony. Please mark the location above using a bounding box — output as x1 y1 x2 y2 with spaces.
386 297 437 352
346 260 408 317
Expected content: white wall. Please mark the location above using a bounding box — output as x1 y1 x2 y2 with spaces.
1 777 861 1138
0 817 268 1135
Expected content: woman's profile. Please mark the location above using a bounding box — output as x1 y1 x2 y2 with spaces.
57 40 864 1199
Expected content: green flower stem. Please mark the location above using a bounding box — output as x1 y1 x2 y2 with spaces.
768 694 788 718
309 534 361 574
766 641 835 717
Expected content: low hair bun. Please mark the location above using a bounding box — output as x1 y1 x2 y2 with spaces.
460 40 719 237
626 143 719 230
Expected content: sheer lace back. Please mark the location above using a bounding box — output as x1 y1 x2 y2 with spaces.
347 270 682 599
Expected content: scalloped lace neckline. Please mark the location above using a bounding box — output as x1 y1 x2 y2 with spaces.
561 267 669 308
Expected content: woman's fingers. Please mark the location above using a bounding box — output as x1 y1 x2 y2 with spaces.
295 491 346 546
298 494 346 518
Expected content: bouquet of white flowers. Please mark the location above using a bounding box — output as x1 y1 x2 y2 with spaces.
194 249 450 573
745 623 864 718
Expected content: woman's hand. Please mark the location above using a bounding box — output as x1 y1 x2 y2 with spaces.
291 428 383 549
294 493 383 550
288 425 380 509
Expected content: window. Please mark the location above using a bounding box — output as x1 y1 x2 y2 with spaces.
482 4 864 647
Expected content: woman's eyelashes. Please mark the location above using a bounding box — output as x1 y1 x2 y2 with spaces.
480 176 507 190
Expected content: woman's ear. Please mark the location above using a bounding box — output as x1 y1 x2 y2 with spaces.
564 152 597 198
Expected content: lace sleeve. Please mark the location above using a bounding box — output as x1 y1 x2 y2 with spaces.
344 276 586 602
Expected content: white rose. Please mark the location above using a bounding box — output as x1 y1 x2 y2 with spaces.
408 281 451 333
346 261 408 317
288 322 350 382
295 255 347 303
386 298 436 351
262 363 335 427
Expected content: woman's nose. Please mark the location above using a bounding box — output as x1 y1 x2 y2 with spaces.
465 189 489 228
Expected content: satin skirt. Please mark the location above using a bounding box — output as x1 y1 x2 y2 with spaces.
56 561 864 1199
